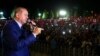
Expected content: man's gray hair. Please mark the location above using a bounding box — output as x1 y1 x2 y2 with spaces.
11 7 27 18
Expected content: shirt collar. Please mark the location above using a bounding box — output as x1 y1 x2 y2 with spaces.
14 19 22 28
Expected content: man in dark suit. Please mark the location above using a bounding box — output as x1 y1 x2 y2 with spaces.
2 7 42 56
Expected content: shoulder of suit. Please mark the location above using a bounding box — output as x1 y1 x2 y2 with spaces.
5 20 17 27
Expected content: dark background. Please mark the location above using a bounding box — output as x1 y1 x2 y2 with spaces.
0 0 99 18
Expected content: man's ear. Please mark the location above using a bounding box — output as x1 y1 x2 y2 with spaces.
16 13 20 18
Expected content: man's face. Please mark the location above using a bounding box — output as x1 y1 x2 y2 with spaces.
17 9 29 24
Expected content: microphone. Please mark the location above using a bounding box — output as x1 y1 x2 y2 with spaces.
27 19 36 26
27 19 44 31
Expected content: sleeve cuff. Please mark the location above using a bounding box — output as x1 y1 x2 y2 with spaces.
32 33 37 38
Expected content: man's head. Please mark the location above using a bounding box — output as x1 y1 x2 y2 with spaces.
11 7 29 24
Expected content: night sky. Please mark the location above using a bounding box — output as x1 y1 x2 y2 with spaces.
0 0 99 17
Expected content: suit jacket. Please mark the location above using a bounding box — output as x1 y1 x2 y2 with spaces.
2 20 37 56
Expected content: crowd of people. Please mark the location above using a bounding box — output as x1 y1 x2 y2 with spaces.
0 9 100 56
